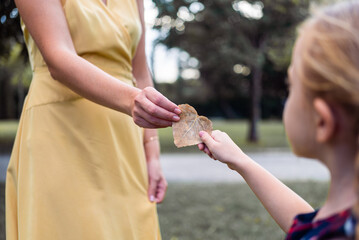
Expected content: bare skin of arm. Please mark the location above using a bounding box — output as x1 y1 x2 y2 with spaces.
133 0 167 203
15 0 180 128
199 130 314 232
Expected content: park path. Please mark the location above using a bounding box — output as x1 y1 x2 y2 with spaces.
160 151 329 183
0 151 329 183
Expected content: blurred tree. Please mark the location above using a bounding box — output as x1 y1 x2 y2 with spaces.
0 0 29 119
151 0 310 142
0 0 26 59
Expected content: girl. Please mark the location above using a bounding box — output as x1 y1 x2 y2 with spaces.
198 1 359 239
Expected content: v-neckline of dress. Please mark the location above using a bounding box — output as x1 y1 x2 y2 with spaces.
99 0 109 8
92 0 133 48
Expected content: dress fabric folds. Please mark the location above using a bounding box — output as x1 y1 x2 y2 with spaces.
6 0 161 239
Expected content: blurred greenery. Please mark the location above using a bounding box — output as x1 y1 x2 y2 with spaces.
152 0 312 141
0 120 18 153
159 120 289 153
0 181 328 240
0 44 31 119
0 0 26 59
0 0 343 135
1 0 29 119
0 120 289 153
158 181 328 240
0 120 18 140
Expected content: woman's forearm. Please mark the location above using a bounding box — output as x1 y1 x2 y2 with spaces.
143 128 160 161
48 48 140 115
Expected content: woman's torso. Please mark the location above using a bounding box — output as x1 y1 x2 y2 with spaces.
22 0 142 109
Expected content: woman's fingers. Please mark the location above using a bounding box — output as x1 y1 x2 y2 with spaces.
133 108 173 128
148 177 157 203
140 96 179 122
132 87 181 128
154 177 167 203
144 87 181 114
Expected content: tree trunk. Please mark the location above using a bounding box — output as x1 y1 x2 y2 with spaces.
248 64 262 142
220 100 237 119
0 67 14 119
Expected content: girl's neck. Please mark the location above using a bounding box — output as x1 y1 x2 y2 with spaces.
313 145 357 222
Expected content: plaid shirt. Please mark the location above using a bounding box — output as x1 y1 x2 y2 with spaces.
285 208 356 240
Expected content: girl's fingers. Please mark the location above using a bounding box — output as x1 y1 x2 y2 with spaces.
199 131 216 149
204 146 211 156
198 143 205 151
198 142 216 160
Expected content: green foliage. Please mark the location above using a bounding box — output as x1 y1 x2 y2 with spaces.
0 120 18 153
0 44 31 119
158 120 289 153
152 0 310 107
1 44 32 88
0 0 27 59
0 120 18 140
0 1 31 119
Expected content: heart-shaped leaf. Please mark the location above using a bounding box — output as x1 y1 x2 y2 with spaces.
172 104 213 148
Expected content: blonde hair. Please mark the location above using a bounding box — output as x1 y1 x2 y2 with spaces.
297 1 359 237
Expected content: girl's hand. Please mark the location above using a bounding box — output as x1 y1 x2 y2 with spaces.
198 130 245 170
147 159 167 203
131 87 181 128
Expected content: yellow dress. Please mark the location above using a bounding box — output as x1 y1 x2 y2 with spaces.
6 0 161 239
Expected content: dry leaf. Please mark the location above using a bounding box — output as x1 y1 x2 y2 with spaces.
172 104 213 148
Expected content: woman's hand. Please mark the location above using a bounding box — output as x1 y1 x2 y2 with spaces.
131 87 181 128
198 130 245 171
147 159 167 203
143 129 167 203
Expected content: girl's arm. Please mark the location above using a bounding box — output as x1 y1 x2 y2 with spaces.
199 130 314 232
15 0 180 128
133 0 167 203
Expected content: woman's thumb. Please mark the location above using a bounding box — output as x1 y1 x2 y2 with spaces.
199 131 215 148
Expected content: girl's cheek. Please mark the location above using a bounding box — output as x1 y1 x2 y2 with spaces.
282 99 295 143
282 100 290 128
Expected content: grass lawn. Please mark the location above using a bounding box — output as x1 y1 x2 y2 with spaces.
0 120 289 153
0 121 18 153
0 121 18 140
0 181 328 240
159 120 289 153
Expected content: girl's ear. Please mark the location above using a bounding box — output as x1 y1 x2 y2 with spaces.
313 98 336 143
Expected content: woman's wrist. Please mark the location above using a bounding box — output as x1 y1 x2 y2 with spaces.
143 129 160 162
144 135 159 145
127 87 141 117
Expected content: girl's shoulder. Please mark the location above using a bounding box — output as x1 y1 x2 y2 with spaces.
285 208 356 240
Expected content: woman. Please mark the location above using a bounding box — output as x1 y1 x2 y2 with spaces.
6 0 180 239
